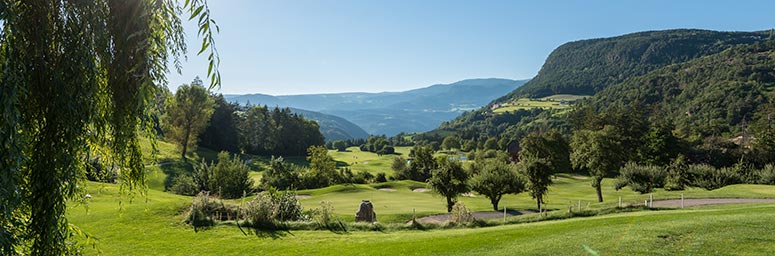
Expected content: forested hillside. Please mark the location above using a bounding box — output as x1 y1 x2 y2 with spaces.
501 29 770 100
425 29 773 147
590 41 775 140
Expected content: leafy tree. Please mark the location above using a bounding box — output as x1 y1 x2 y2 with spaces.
210 152 254 199
469 159 525 211
613 162 666 194
441 136 461 151
570 126 623 202
483 137 499 150
428 158 470 212
664 155 689 190
400 145 436 181
332 140 348 152
260 157 297 190
0 1 219 254
199 94 240 153
165 83 215 160
307 145 338 186
391 156 408 175
638 120 679 166
518 155 553 211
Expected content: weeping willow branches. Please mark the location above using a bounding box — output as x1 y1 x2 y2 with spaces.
0 0 219 255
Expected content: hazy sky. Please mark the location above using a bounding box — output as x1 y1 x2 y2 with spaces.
168 0 775 95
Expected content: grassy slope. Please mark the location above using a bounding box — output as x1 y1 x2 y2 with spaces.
328 146 411 176
68 181 775 255
491 94 589 113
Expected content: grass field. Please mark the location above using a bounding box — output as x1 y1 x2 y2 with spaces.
68 179 775 255
492 94 589 113
69 138 775 255
328 146 411 176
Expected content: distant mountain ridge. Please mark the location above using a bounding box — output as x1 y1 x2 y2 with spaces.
226 78 528 136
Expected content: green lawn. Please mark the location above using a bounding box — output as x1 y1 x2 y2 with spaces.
328 146 412 177
492 94 589 113
68 180 775 255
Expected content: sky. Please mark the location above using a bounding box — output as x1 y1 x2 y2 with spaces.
168 0 775 95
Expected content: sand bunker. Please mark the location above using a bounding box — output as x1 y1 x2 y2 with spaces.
412 188 430 193
378 188 396 192
295 194 311 199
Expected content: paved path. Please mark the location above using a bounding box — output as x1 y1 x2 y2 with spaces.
650 198 775 208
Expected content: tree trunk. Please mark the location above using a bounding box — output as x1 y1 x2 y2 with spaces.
596 181 604 202
446 197 454 213
491 196 500 211
181 125 191 161
536 196 541 212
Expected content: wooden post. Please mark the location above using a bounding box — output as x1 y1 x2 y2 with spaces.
681 194 684 208
578 200 581 211
503 207 507 223
649 194 653 208
618 196 622 208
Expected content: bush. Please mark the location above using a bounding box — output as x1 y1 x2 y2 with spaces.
614 162 666 194
686 164 739 190
664 155 688 191
314 201 346 232
170 175 199 196
85 157 116 183
450 202 474 224
375 172 388 183
210 151 254 199
759 164 775 185
187 192 239 231
241 193 278 229
270 190 305 222
352 171 374 184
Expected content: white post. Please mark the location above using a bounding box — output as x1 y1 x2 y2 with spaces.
681 194 684 208
618 196 622 208
649 194 653 208
503 207 507 223
578 200 581 211
413 208 416 220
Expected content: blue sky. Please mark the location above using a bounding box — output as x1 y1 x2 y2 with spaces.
168 0 775 95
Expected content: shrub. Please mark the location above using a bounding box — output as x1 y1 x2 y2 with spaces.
313 201 346 232
170 175 199 196
210 151 254 199
375 172 388 183
192 159 213 191
614 162 666 194
85 157 116 183
352 171 374 184
187 192 239 231
686 164 739 190
759 164 775 185
241 193 277 229
260 156 298 190
664 155 689 191
270 190 304 222
450 202 474 224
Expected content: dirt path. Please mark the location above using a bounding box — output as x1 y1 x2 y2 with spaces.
651 198 775 208
413 209 538 224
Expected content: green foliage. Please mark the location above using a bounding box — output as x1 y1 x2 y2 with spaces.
469 159 525 211
664 155 689 191
375 172 388 183
503 29 769 99
164 83 216 160
441 136 461 151
613 162 667 194
198 94 240 153
209 152 254 199
0 0 220 254
759 164 775 185
241 193 279 230
686 164 740 190
450 202 474 224
519 130 571 172
571 126 623 202
170 175 199 196
428 158 470 212
518 155 553 210
359 135 395 155
237 106 325 156
397 146 436 181
332 140 348 152
187 192 238 231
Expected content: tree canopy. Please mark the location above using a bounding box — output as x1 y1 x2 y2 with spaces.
0 0 219 254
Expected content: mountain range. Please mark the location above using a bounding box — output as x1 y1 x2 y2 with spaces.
226 78 528 137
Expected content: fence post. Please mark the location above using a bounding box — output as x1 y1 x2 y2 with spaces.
618 196 622 208
681 194 684 208
503 207 507 223
649 194 653 208
578 200 581 211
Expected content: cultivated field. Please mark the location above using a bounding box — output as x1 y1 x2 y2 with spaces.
492 94 589 113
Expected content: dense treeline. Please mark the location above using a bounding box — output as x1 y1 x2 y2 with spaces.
190 96 325 156
500 29 770 99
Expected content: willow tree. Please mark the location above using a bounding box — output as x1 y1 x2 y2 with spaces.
0 0 220 255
